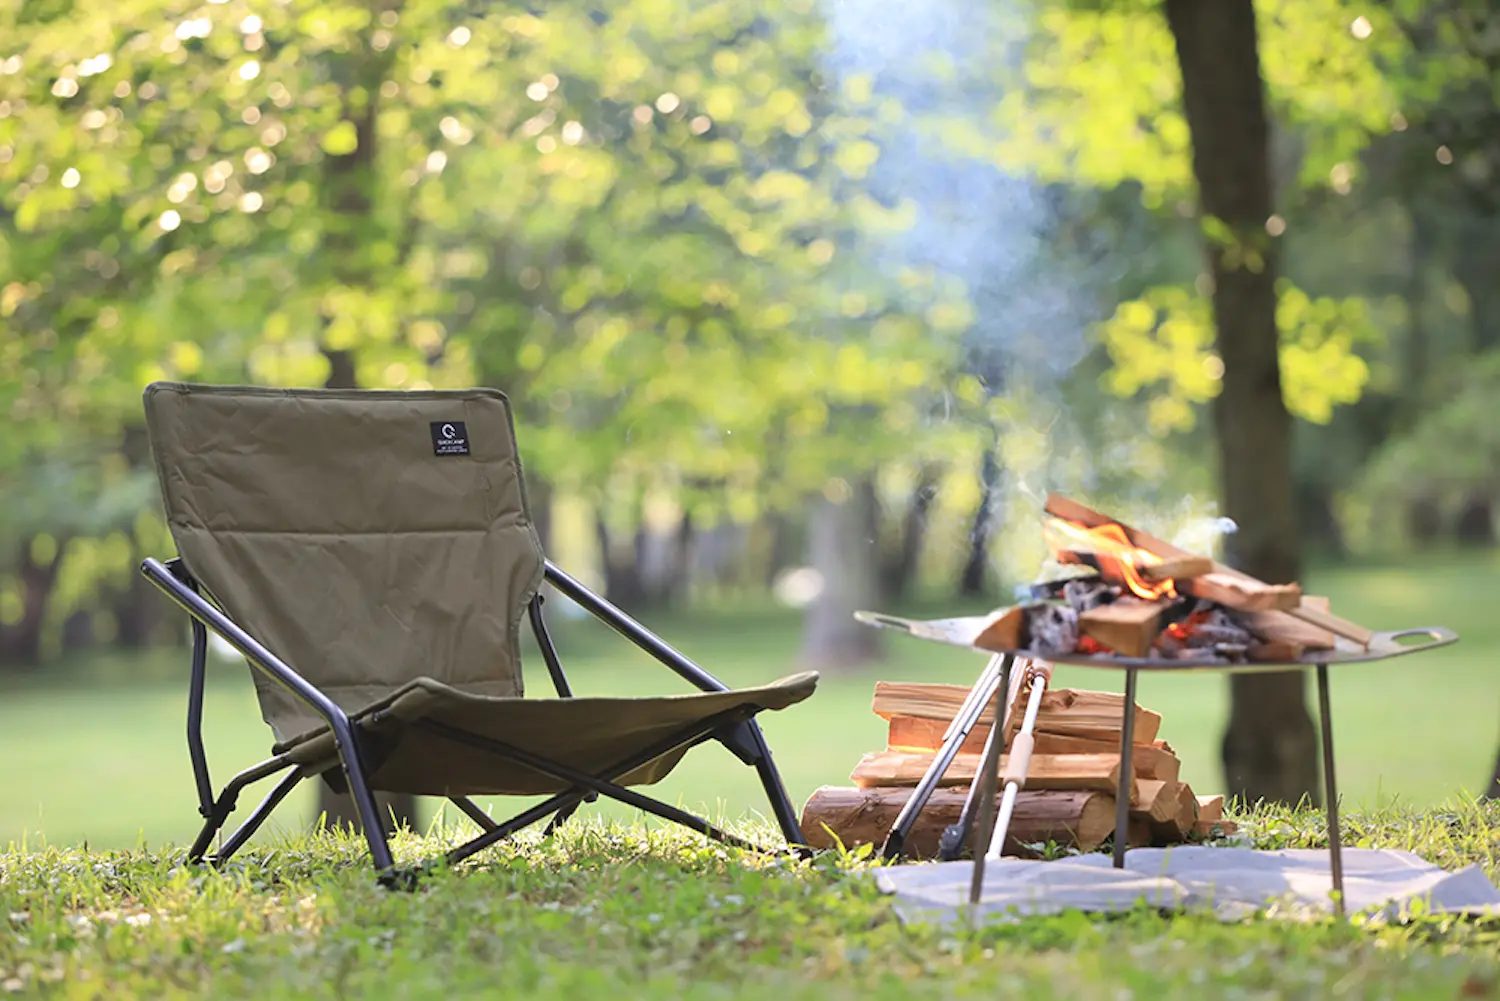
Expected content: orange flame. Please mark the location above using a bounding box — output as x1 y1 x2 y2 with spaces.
1044 517 1176 601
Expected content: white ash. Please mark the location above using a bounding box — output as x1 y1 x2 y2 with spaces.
1029 604 1079 654
1062 579 1117 613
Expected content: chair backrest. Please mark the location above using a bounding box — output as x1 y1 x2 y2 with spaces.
143 382 545 742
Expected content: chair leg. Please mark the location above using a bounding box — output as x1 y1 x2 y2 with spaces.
210 769 307 866
327 723 396 874
450 796 498 833
416 718 774 854
541 802 581 839
744 722 807 847
187 802 234 864
446 790 587 865
186 755 302 863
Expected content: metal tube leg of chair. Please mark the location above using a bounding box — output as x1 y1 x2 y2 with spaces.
187 804 234 864
748 723 806 847
330 725 395 873
212 769 306 865
1316 663 1345 918
450 797 499 834
1112 668 1138 869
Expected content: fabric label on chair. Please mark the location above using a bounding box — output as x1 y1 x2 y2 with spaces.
429 420 471 456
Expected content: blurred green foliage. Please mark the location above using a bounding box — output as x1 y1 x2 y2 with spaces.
1 0 1497 661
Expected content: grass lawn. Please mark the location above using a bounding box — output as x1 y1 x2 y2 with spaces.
0 803 1496 999
0 553 1496 851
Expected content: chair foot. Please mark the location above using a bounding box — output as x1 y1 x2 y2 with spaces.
377 866 422 892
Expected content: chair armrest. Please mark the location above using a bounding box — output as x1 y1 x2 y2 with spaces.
141 557 354 735
542 560 730 694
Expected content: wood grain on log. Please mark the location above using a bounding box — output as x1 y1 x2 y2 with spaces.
873 682 1162 744
799 786 1119 857
849 749 1127 794
1078 598 1163 657
882 720 1180 781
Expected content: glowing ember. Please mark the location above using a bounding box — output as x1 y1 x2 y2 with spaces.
1076 635 1108 655
1044 517 1177 601
1166 609 1212 641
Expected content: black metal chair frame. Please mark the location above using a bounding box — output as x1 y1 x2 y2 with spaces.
141 555 807 884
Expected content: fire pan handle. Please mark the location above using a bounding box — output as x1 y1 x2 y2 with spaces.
1378 626 1458 649
853 610 916 634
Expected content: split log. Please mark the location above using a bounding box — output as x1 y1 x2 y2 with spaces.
1150 782 1199 843
885 714 989 754
973 604 1027 652
1189 794 1235 838
1078 598 1162 658
883 719 1180 781
1016 688 1163 745
1192 818 1239 838
872 681 997 723
849 750 1128 795
1141 555 1213 582
1053 551 1211 584
872 682 1162 744
1243 597 1336 660
1129 779 1181 824
799 785 1119 857
1185 572 1302 612
1287 597 1373 647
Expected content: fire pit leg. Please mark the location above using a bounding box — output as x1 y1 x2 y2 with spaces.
1112 667 1138 869
1316 662 1346 918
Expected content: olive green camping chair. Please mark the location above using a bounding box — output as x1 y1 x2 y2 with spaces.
139 382 816 883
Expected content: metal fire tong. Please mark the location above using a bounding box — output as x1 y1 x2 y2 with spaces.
879 652 1016 861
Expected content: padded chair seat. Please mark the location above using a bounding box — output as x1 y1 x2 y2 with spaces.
275 671 818 796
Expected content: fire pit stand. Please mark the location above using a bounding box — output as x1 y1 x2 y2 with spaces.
856 612 1458 918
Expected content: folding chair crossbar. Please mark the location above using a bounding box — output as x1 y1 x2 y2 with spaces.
213 766 311 864
415 705 775 862
186 753 308 862
542 561 805 842
449 797 499 834
440 707 749 866
144 554 808 882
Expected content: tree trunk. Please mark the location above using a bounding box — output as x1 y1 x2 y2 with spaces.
761 511 801 589
1487 739 1500 800
959 447 1001 598
0 537 67 667
1454 494 1495 546
1165 0 1318 805
112 559 160 648
799 479 883 670
595 514 647 610
1402 209 1432 420
883 463 940 601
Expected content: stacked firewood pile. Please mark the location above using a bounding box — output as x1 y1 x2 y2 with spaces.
800 680 1236 858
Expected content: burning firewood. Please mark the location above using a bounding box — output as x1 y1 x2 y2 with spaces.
918 495 1377 664
1077 597 1162 658
1043 493 1372 650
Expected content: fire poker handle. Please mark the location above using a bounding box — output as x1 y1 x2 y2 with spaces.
1001 731 1034 787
